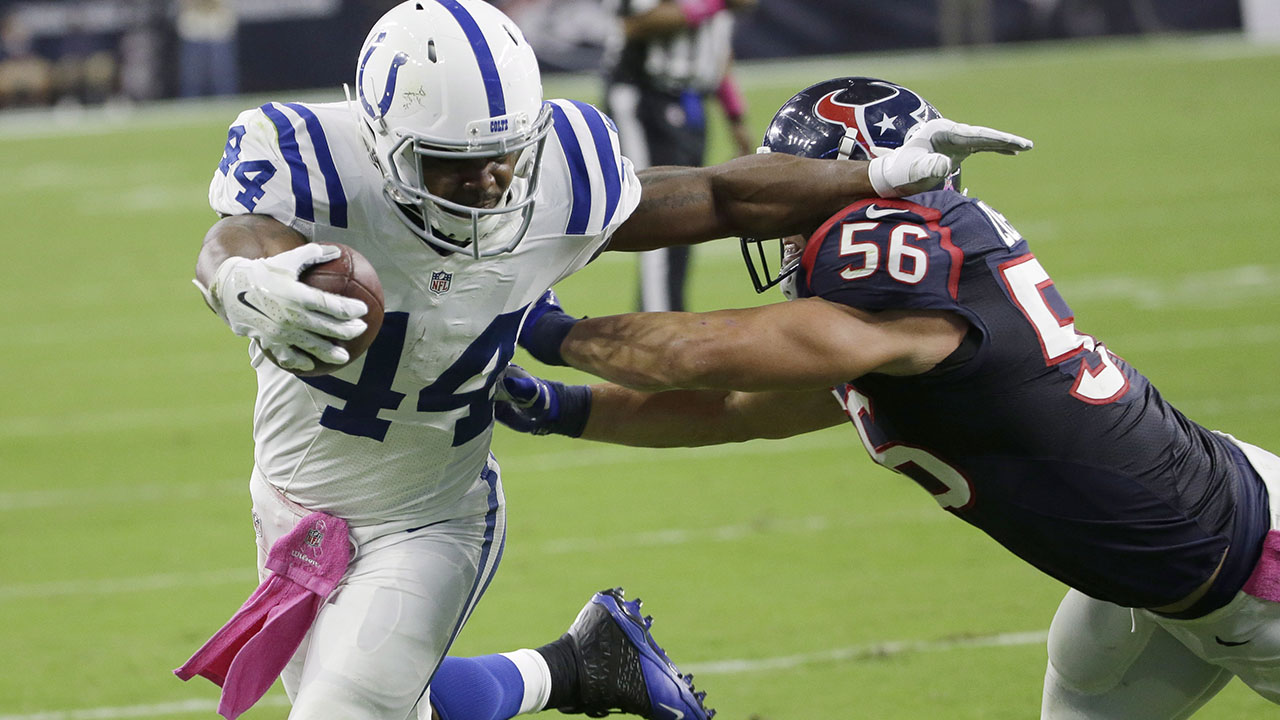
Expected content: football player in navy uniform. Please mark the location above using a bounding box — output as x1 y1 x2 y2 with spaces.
498 77 1280 719
185 0 1033 713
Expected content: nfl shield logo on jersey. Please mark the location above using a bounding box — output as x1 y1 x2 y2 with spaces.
430 270 453 295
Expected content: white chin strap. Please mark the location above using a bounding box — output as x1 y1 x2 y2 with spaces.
837 127 859 160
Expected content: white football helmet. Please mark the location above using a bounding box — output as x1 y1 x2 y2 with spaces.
352 0 554 257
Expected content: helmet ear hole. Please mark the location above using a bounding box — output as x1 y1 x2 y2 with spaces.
427 39 437 62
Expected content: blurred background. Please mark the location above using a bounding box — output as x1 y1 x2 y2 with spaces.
0 0 1275 111
2 2 1279 720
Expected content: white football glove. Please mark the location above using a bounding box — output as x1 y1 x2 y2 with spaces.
867 118 1034 197
196 244 368 373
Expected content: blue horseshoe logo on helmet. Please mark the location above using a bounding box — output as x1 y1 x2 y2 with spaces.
358 32 409 120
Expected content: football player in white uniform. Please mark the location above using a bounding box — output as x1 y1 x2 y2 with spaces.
187 2 1033 719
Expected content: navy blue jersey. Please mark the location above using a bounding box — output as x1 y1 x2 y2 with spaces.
797 191 1268 610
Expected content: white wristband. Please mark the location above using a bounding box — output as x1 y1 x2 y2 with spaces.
867 156 901 198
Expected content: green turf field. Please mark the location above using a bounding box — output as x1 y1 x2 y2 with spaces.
3 32 1279 720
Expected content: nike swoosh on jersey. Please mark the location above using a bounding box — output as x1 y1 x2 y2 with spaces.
865 205 909 219
658 703 686 720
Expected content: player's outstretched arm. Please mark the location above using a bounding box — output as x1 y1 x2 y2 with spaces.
607 119 1031 251
609 153 877 251
558 299 970 392
584 383 844 446
494 364 844 447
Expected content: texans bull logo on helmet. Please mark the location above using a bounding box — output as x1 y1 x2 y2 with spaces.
810 80 941 160
760 77 944 164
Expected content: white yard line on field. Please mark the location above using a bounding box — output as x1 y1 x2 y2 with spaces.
0 430 847 511
0 631 1048 719
687 629 1050 674
0 569 254 601
0 696 291 720
0 403 247 440
1060 265 1280 310
0 507 939 601
1116 323 1280 352
0 481 244 512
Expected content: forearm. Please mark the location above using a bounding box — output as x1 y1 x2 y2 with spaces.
561 311 753 392
707 154 877 237
581 385 742 447
612 119 1032 252
195 214 306 287
556 299 923 392
561 304 856 392
581 384 844 447
614 154 876 251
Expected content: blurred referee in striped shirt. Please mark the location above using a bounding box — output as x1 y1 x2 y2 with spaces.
602 0 756 312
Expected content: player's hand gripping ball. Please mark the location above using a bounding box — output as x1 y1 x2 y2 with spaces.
278 243 385 376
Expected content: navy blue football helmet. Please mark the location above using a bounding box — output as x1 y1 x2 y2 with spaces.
742 77 956 295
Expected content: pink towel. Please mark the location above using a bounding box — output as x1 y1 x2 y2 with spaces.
175 512 351 720
1243 529 1280 603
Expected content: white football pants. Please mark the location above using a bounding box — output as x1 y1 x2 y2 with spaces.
249 459 506 720
1041 435 1280 718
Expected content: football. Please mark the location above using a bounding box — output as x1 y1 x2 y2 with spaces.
289 242 385 377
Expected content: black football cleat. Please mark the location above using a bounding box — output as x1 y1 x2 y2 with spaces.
559 588 714 720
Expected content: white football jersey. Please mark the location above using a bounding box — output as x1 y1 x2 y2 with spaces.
209 98 641 526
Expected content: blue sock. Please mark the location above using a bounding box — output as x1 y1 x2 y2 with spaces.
430 655 526 720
